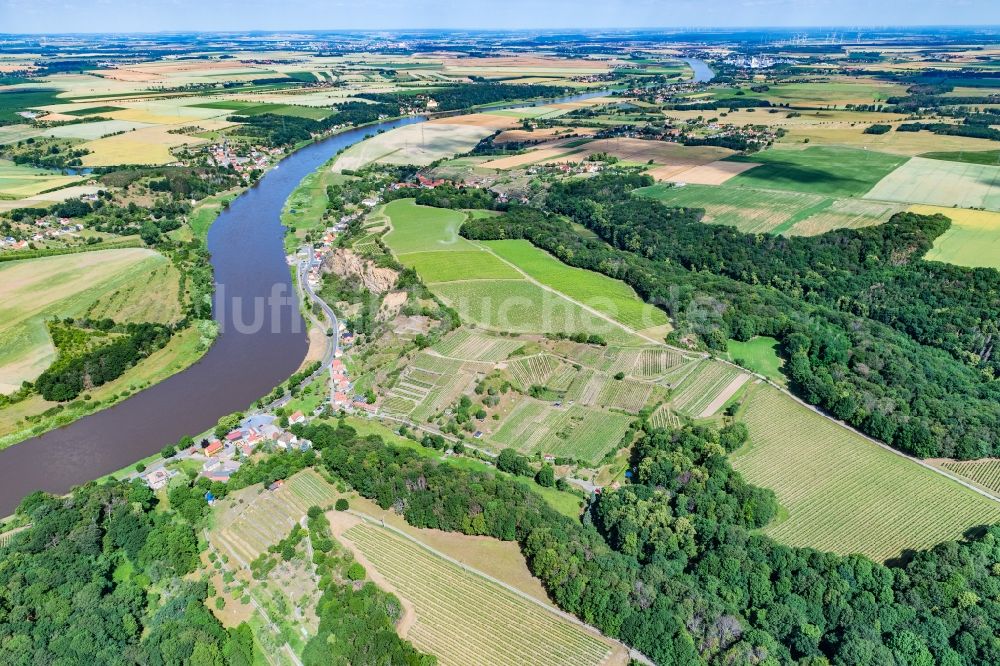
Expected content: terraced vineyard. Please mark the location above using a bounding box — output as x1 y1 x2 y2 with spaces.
432 330 523 361
597 377 653 414
632 348 687 379
490 400 553 451
343 521 615 666
649 404 682 431
669 360 747 417
382 352 484 420
209 469 339 567
733 386 1000 561
537 405 633 463
507 354 561 389
941 459 1000 495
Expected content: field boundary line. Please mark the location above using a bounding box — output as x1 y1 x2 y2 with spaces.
345 509 652 665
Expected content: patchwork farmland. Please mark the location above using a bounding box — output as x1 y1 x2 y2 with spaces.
733 386 1000 561
341 520 618 666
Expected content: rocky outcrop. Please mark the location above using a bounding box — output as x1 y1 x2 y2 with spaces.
321 248 398 295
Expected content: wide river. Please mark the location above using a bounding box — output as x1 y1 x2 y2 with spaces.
0 60 714 515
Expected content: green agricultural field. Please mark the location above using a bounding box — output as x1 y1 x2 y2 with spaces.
0 159 84 198
431 280 638 344
191 100 332 119
723 336 786 384
383 199 473 254
0 88 64 124
638 183 901 235
733 386 1000 562
726 146 908 198
915 205 1000 269
483 240 670 331
60 105 125 116
0 248 177 392
940 459 1000 496
921 150 1000 166
401 249 521 283
342 521 615 666
865 157 1000 211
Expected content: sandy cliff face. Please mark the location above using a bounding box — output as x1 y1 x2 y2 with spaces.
322 248 398 294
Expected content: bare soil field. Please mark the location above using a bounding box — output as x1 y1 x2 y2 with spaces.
664 159 761 184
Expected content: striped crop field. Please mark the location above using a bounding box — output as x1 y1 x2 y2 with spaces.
732 386 1000 562
941 459 1000 496
431 329 524 361
597 377 653 414
342 521 616 666
507 354 561 389
669 360 746 417
209 469 339 567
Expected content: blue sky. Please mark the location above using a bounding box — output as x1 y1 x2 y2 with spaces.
2 0 998 34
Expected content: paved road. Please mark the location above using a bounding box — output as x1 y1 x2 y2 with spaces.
296 249 340 400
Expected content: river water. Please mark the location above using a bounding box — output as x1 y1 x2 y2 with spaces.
0 61 714 515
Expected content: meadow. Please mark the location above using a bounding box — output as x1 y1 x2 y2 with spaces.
383 199 473 254
916 205 1000 269
725 146 908 198
732 386 1000 562
722 336 786 384
0 248 174 392
865 157 1000 211
341 520 616 666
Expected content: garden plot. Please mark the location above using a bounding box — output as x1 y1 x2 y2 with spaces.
209 469 338 567
865 156 1000 211
669 360 747 417
341 521 616 666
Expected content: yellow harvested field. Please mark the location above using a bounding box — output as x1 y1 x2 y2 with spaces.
427 113 516 129
334 122 496 171
481 146 582 169
664 159 761 185
81 126 209 166
781 125 1000 156
0 185 102 212
915 204 1000 270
